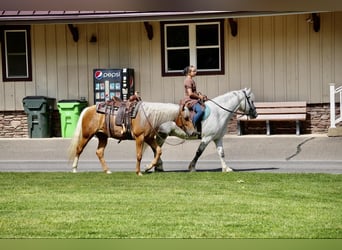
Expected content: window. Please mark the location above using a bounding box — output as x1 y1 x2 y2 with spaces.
1 26 32 81
161 20 224 76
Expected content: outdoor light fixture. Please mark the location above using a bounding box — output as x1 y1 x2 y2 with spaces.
89 34 97 43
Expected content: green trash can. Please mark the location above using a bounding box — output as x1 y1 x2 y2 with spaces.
22 96 55 138
57 99 88 138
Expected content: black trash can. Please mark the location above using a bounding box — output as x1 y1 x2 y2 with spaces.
22 96 55 138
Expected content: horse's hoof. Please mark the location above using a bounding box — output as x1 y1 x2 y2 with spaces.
223 167 233 172
72 168 77 173
105 170 112 174
137 172 143 176
155 167 164 172
188 167 196 172
144 164 153 172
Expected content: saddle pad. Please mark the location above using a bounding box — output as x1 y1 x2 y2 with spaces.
203 105 211 121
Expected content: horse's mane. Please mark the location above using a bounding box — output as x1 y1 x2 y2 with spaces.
211 89 241 105
138 102 179 128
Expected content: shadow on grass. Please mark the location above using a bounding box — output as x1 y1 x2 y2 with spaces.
151 167 279 173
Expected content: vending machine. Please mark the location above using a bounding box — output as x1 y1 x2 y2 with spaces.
93 68 134 104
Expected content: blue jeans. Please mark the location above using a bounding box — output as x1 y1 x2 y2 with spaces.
192 102 204 127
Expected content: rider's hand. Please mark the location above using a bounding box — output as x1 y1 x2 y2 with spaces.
199 94 207 101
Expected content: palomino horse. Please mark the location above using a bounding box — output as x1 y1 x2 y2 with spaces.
157 88 258 172
68 102 194 175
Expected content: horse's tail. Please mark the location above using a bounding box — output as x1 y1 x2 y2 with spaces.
67 107 87 161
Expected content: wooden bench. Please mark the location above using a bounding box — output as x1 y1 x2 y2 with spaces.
237 101 307 136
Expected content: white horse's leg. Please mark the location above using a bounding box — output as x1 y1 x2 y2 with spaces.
72 156 79 173
151 121 186 172
214 139 233 172
154 158 164 172
188 140 209 172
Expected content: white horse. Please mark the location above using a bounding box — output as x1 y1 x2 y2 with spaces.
156 88 258 172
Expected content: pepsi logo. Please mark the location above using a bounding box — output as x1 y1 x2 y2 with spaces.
95 70 103 80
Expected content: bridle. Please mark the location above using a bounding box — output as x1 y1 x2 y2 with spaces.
207 90 257 118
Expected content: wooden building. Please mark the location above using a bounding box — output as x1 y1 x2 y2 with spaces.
0 11 341 137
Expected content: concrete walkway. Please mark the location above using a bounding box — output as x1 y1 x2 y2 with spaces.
0 134 341 174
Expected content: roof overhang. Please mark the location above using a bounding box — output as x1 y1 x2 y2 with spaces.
0 11 315 25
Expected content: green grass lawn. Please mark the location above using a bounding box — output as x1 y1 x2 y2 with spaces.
0 172 341 238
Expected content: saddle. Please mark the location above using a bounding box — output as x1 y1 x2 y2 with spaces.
179 99 206 124
96 95 141 138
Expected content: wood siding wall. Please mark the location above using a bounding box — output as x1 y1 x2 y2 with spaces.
1 12 342 111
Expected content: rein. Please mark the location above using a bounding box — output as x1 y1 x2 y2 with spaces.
206 90 256 119
207 98 242 115
207 91 247 117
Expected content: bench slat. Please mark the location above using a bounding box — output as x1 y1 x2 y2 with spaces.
255 107 307 114
255 102 307 108
238 114 306 121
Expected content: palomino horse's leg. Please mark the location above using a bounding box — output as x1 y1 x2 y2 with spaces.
144 139 162 173
214 139 233 172
135 135 145 176
72 136 91 173
188 141 209 172
144 144 164 172
95 133 112 174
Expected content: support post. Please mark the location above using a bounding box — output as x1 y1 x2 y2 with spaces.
266 120 270 135
330 83 336 128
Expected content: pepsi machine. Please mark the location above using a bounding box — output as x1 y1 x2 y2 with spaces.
93 68 134 104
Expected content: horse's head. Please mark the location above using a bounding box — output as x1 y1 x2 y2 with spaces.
239 88 258 119
176 105 195 136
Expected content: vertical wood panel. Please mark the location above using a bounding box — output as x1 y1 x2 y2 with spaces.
274 16 286 101
321 12 334 102
250 17 263 100
86 24 99 104
286 15 298 101
77 24 89 100
4 82 15 110
0 54 4 109
334 12 342 84
239 18 251 89
128 22 141 97
119 23 129 67
45 25 58 100
56 25 68 99
139 22 153 99
98 24 109 68
108 23 120 67
163 77 176 103
297 14 310 102
227 19 241 91
205 75 219 98
309 20 322 102
33 25 48 96
150 22 162 102
66 25 79 99
14 83 26 109
262 16 275 101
